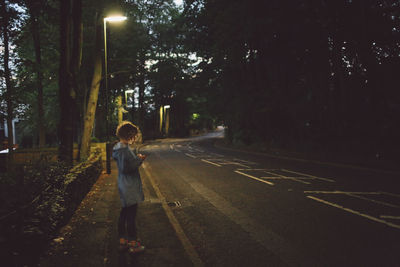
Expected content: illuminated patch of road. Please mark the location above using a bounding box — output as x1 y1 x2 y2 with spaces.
142 163 204 266
162 163 316 266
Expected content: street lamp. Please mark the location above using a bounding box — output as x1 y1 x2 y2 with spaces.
125 89 134 108
104 15 127 174
164 105 171 136
159 105 171 136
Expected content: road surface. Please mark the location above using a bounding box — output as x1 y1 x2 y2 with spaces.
139 130 400 266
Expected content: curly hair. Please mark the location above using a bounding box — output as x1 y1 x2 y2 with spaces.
116 121 138 140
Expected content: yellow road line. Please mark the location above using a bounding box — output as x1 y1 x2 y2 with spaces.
142 163 204 267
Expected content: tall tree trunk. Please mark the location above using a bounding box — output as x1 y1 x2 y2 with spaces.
71 0 82 75
80 20 102 160
27 1 46 148
58 0 82 164
70 0 83 157
1 0 14 170
58 0 73 164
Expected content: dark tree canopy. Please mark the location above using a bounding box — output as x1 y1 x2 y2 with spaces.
182 0 400 159
2 0 399 162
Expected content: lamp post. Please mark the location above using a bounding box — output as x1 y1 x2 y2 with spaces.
103 15 127 174
164 105 170 136
159 105 171 136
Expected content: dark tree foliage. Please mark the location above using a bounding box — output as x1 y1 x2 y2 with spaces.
183 0 400 159
108 0 192 138
6 0 399 162
0 0 23 169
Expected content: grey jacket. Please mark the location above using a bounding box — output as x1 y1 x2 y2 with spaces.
112 142 144 207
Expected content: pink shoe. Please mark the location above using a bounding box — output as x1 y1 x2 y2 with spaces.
127 240 145 254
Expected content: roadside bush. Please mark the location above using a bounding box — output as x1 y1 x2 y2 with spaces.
0 148 102 266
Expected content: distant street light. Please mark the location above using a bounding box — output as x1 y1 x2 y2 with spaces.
125 89 134 108
164 105 171 136
159 105 171 136
104 15 127 174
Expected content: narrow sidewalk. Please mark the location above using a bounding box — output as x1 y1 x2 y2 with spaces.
40 160 191 267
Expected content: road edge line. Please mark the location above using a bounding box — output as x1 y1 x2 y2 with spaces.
142 162 204 267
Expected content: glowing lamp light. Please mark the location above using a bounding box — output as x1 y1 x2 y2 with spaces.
104 16 127 22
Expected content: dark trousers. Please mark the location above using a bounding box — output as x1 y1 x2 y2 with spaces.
118 204 138 240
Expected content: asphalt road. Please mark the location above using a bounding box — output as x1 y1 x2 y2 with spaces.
139 130 400 267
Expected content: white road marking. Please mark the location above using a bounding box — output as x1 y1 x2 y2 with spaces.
380 215 400 220
170 144 174 150
261 176 315 180
210 153 224 157
192 148 204 152
220 161 250 168
304 190 381 195
201 159 222 167
382 191 400 198
234 168 336 185
306 196 400 230
237 168 280 171
281 169 335 182
185 153 197 159
234 170 274 186
264 171 311 185
232 158 257 165
345 193 400 209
